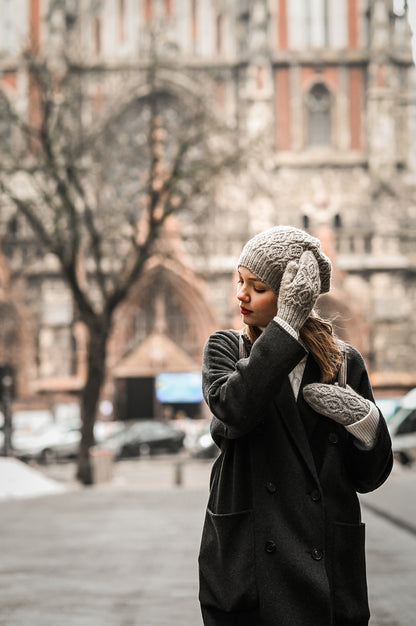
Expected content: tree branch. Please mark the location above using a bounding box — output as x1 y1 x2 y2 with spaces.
65 164 108 298
0 180 58 254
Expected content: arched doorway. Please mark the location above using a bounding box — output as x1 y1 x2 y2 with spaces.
109 258 216 421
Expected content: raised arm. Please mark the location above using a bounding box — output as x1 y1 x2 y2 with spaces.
203 323 306 440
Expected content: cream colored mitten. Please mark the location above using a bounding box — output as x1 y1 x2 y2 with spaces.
277 251 321 332
303 383 370 425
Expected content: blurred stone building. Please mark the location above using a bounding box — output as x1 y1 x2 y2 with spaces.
1 0 416 411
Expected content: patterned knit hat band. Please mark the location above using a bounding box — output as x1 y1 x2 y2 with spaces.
238 226 331 295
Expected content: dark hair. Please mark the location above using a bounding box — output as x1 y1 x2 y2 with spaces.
245 312 343 383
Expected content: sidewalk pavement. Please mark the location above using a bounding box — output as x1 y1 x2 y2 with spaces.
0 457 415 626
360 467 416 626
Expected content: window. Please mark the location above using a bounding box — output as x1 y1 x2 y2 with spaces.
118 0 126 42
191 0 198 49
0 0 14 53
94 16 101 55
396 410 416 435
287 0 347 49
306 83 331 146
216 13 223 54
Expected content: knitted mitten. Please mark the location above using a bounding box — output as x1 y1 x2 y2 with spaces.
303 383 370 425
277 251 321 331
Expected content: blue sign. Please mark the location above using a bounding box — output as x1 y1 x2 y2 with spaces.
155 372 203 403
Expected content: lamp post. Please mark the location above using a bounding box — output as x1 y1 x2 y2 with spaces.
1 366 13 457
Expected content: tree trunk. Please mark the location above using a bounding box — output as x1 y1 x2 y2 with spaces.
76 321 110 485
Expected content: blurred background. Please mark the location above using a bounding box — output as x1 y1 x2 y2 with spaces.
0 0 416 483
1 3 416 626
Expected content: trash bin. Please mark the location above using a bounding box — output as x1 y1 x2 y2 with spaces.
90 447 114 484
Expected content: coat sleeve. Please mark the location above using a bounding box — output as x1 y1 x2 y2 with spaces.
343 346 393 493
202 322 306 441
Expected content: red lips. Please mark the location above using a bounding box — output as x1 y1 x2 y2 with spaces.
240 306 252 315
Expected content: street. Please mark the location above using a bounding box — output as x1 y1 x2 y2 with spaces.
0 456 415 626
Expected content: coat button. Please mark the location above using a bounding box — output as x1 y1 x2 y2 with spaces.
311 548 323 561
265 540 277 554
310 489 321 502
266 482 277 494
328 432 339 444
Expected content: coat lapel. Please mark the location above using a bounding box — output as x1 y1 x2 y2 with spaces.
297 354 321 437
274 370 319 482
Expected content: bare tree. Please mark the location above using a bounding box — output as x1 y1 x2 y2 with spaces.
0 12 240 483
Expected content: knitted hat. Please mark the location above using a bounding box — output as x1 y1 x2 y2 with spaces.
238 225 331 295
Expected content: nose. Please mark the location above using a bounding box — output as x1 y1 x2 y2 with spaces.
237 284 250 302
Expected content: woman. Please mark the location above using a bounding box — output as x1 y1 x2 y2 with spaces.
198 226 393 626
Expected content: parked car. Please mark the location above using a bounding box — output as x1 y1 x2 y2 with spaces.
189 422 219 459
12 409 55 433
387 388 416 466
375 396 401 422
13 419 124 464
13 422 81 464
98 419 185 459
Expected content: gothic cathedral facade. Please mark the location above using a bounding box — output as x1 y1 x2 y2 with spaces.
1 0 415 407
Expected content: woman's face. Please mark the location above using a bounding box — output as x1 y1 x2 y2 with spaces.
237 266 278 327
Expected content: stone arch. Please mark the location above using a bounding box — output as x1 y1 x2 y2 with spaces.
136 259 216 358
106 69 209 126
110 256 217 369
106 257 216 419
91 74 213 230
94 69 213 159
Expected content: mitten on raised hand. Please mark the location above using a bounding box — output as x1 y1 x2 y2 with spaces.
302 383 370 425
277 250 321 332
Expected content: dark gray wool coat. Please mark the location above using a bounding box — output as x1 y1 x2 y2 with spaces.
198 322 393 626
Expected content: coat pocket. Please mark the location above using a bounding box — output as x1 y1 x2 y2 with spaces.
199 508 259 612
331 521 370 623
